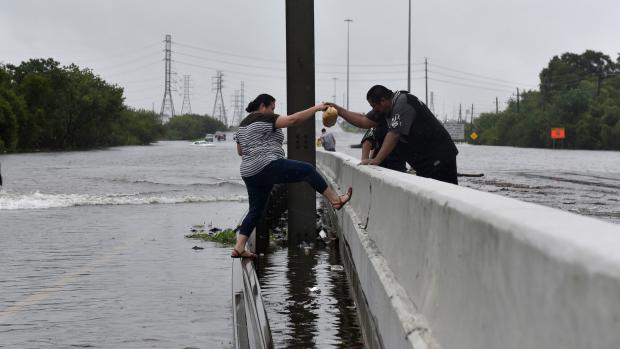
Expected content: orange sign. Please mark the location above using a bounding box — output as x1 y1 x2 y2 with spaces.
551 128 565 140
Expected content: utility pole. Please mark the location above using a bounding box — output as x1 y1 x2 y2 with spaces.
407 0 412 92
211 71 227 126
425 57 428 104
516 88 520 113
180 75 192 115
332 77 338 103
287 0 316 244
496 97 499 114
471 103 474 134
430 91 435 114
345 18 353 110
458 104 462 123
159 34 175 123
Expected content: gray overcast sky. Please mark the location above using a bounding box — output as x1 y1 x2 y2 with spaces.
2 0 619 122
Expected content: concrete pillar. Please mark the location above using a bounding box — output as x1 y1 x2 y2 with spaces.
285 0 316 244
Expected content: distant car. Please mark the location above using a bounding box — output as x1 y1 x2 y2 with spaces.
205 134 215 142
192 140 214 147
214 132 226 141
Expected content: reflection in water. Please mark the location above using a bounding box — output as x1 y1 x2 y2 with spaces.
258 244 363 348
286 248 319 346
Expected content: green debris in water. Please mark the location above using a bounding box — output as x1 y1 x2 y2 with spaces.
185 229 237 245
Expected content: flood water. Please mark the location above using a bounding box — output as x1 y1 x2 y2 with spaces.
335 129 620 225
0 138 363 349
1 127 618 348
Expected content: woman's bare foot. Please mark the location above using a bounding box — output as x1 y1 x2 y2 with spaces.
231 248 257 259
332 187 353 210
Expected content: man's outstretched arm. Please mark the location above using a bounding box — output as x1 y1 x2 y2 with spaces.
326 103 378 129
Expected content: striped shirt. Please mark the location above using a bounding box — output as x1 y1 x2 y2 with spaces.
235 112 285 178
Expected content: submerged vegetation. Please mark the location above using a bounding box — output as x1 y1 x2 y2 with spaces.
472 50 620 150
185 229 237 245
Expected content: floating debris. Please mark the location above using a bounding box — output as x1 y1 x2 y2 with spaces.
186 228 237 245
307 286 321 294
192 246 204 250
330 265 344 272
318 230 327 240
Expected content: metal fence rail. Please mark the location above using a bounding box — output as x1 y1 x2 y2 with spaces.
232 256 273 349
232 225 273 349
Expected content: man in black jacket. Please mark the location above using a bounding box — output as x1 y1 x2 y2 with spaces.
360 110 407 172
328 85 458 184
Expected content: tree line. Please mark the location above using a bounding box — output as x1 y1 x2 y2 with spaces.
0 58 227 153
471 50 620 150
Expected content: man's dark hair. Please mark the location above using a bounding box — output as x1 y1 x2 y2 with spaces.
321 128 326 132
246 93 276 112
366 85 394 104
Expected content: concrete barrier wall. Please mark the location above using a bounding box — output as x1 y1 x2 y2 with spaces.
317 150 620 349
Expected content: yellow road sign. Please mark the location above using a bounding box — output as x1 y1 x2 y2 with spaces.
470 132 478 140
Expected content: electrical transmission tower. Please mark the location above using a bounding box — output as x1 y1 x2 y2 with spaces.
238 81 244 125
231 90 241 126
160 34 175 123
212 71 227 126
180 75 192 115
229 81 246 126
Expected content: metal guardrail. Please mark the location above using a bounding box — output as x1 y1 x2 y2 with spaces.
232 231 273 349
232 184 288 348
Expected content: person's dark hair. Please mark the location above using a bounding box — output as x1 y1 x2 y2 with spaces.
246 93 276 113
321 128 326 132
366 85 393 104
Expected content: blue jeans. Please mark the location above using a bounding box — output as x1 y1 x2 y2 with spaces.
239 159 328 237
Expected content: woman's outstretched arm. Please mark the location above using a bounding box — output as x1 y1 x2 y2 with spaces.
275 103 326 129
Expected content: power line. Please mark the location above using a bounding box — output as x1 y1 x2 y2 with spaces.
428 77 514 93
428 70 520 89
429 62 535 87
119 77 161 85
172 40 425 68
174 59 286 80
78 41 161 65
103 60 161 78
91 50 163 71
174 49 425 76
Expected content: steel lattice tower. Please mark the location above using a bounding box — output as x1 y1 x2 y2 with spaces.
239 81 244 118
159 34 175 123
211 71 227 126
231 90 240 126
180 75 192 115
230 81 245 126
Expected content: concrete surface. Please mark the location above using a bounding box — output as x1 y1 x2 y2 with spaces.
317 150 620 349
